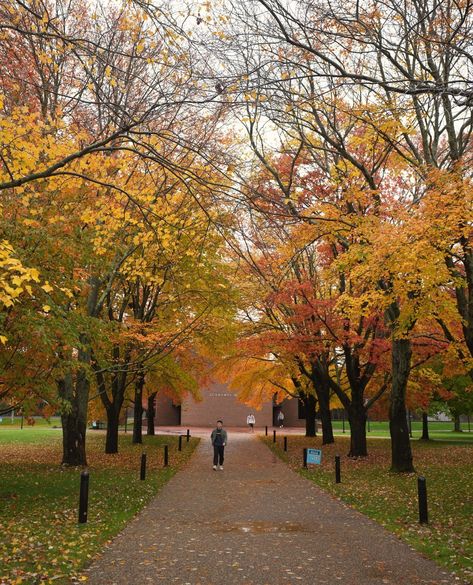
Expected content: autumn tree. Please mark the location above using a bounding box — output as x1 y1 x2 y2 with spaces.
0 0 237 464
203 3 454 468
225 161 398 453
231 0 473 469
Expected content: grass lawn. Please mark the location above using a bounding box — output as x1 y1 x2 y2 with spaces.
263 434 473 584
0 417 62 428
331 419 473 441
0 428 198 584
0 416 133 431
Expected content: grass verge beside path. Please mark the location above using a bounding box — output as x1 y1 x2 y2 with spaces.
0 429 199 584
263 435 473 584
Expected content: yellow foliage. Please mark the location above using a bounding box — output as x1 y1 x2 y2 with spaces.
0 240 40 309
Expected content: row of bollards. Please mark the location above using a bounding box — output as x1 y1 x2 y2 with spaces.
79 434 192 524
140 445 170 480
179 430 191 450
305 450 427 523
271 430 288 452
271 431 429 526
301 447 428 523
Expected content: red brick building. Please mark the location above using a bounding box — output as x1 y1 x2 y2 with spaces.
153 381 305 428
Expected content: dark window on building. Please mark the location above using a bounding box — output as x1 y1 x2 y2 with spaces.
298 399 306 420
173 404 182 425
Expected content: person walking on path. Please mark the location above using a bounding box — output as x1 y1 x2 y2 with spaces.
277 410 285 428
246 413 255 432
210 419 227 470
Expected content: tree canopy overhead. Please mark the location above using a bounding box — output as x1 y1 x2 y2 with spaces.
1 0 472 470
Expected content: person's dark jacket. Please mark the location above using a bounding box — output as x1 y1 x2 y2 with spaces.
211 428 228 446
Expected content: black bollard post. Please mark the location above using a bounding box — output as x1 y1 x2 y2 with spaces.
367 417 371 432
78 471 89 523
124 407 128 434
186 429 190 442
284 436 287 452
265 425 268 436
418 476 428 524
273 430 276 443
303 448 307 468
178 435 182 451
140 453 147 480
335 455 341 483
342 412 345 434
164 445 169 467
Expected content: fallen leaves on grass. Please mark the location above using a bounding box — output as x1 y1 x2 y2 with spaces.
0 434 199 584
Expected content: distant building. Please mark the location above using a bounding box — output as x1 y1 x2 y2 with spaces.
427 412 451 422
153 380 305 428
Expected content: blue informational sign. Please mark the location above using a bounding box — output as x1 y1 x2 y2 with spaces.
306 448 322 465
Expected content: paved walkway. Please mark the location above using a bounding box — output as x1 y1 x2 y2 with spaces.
84 432 458 585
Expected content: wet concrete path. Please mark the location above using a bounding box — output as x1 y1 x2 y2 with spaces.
84 431 457 585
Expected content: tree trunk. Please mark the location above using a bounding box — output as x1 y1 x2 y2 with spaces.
147 391 157 435
347 402 367 457
105 406 120 454
303 393 317 437
453 414 462 432
310 361 334 444
132 374 144 444
316 382 334 444
96 346 129 455
59 343 90 466
61 413 87 465
389 338 415 472
60 372 88 466
60 278 100 466
420 411 430 440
